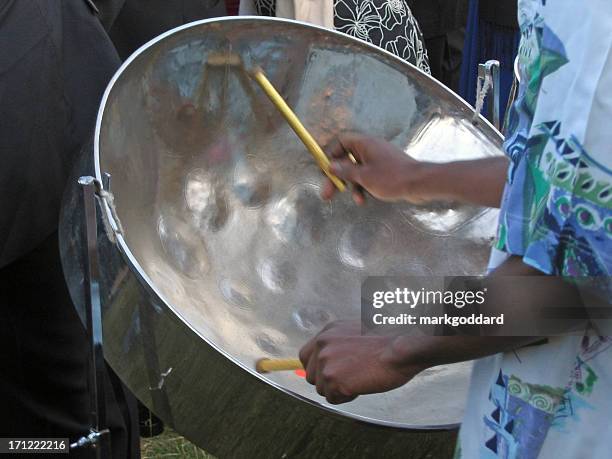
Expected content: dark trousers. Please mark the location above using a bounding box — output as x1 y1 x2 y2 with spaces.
1 0 139 456
0 233 140 458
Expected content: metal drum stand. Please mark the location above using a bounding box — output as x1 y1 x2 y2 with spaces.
69 176 111 459
472 59 501 130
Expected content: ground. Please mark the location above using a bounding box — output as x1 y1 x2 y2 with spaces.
141 429 215 458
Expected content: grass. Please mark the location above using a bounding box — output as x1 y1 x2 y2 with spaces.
141 429 216 459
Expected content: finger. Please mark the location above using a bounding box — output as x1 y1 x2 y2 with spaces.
326 392 358 405
315 364 326 397
320 178 337 201
322 378 358 405
303 339 321 386
352 186 366 205
329 159 363 184
314 349 332 398
327 136 352 160
305 355 317 386
299 338 316 370
326 133 366 160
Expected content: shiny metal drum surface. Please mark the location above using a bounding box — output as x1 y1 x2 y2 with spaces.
62 17 504 458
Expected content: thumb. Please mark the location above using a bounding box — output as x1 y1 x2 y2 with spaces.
330 160 362 184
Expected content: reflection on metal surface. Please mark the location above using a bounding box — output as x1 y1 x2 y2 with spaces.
403 203 488 236
265 183 332 248
60 17 505 459
157 213 210 278
218 278 253 310
184 168 230 232
255 330 287 356
292 307 333 332
232 155 271 208
337 219 394 269
257 257 298 293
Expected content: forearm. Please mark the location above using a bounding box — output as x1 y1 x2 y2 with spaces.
411 157 508 208
385 256 589 373
386 335 540 373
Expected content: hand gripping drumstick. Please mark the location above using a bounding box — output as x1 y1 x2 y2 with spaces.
255 358 304 374
207 50 346 192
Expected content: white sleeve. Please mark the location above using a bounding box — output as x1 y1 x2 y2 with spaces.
288 0 334 29
238 0 257 15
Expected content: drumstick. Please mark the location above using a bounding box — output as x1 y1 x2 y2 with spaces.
255 358 304 374
206 50 346 192
249 69 346 192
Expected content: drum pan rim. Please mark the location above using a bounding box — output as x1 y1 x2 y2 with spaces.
93 16 500 431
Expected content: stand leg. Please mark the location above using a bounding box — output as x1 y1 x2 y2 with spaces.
69 176 111 458
477 60 501 130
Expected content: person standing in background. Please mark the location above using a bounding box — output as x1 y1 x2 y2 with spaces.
226 0 240 15
0 1 138 457
94 0 228 59
408 0 469 91
241 0 431 73
1 0 231 452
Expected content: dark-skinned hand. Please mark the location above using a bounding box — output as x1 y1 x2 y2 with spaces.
298 320 425 404
322 133 434 205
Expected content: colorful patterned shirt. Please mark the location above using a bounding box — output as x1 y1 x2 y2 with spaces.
456 1 612 458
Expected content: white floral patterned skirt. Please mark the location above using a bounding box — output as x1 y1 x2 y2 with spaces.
253 0 430 73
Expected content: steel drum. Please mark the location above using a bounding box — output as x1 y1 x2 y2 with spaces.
60 17 504 458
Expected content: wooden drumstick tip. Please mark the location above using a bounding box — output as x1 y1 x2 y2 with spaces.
255 358 304 374
255 358 270 373
206 52 242 67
